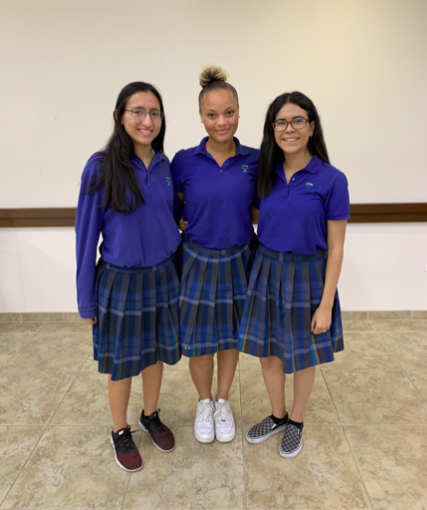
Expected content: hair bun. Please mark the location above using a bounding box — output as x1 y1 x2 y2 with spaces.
199 65 229 88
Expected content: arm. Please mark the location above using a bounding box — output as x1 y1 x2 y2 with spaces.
250 207 259 225
176 192 188 232
311 219 347 334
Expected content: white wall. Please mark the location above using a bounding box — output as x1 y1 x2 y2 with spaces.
1 0 426 312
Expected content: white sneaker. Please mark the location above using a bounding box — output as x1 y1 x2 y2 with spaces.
194 398 215 443
214 398 235 442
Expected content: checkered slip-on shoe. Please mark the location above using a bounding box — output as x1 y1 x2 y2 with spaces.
110 426 143 472
279 422 304 458
246 413 288 444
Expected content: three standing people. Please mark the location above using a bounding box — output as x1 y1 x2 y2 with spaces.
76 73 349 470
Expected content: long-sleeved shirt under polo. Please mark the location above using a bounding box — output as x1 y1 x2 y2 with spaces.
76 151 181 319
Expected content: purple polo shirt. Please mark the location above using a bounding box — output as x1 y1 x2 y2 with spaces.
76 152 181 319
171 137 259 249
256 156 350 255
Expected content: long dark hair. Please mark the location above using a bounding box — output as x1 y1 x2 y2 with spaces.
88 82 166 213
258 91 329 199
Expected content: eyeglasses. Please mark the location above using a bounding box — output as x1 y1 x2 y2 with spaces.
124 109 164 121
272 117 308 131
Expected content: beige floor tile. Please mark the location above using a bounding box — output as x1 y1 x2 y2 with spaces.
63 312 82 322
0 354 13 370
0 334 33 357
0 425 44 503
407 371 427 401
244 424 371 510
0 371 76 425
380 332 427 372
6 333 91 372
0 314 21 323
239 352 262 372
21 313 64 323
412 311 427 320
36 322 91 334
321 332 402 372
341 311 368 320
323 368 427 424
345 425 427 510
2 425 131 509
123 425 245 510
0 323 44 335
241 368 339 425
370 320 427 332
343 320 375 332
368 311 411 320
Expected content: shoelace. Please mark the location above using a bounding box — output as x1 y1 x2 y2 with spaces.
198 401 214 423
113 428 137 453
148 409 166 433
214 401 231 423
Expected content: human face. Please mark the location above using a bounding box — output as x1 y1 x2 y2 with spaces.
199 89 239 144
120 91 162 150
274 103 315 157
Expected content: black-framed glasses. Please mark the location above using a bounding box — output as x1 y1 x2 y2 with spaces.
272 117 308 131
124 109 164 121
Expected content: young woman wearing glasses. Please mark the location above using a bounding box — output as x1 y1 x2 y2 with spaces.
238 91 349 458
171 66 259 444
76 82 181 472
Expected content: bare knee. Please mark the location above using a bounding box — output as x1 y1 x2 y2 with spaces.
190 354 214 369
260 356 283 370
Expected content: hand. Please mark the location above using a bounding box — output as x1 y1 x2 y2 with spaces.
311 305 332 335
84 318 96 325
178 217 189 232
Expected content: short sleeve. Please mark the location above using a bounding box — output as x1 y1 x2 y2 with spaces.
325 172 350 221
170 151 185 193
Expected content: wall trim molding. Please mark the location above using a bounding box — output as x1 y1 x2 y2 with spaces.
0 203 427 227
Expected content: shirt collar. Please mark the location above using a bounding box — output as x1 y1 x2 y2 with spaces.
131 149 167 165
275 155 322 176
194 136 248 157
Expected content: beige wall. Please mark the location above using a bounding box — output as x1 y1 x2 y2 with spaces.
1 0 426 311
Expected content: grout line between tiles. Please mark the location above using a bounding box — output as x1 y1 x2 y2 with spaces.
0 357 81 507
320 368 374 510
238 363 248 510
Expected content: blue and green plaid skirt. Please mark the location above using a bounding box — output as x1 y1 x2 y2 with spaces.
93 255 181 381
237 245 344 373
178 236 258 357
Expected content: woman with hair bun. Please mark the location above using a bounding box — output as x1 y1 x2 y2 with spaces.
238 91 349 458
171 65 259 444
76 82 181 472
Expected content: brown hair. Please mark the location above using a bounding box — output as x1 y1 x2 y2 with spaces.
198 65 239 110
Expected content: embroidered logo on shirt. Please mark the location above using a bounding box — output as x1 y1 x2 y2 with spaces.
165 177 171 187
305 183 313 188
242 165 249 173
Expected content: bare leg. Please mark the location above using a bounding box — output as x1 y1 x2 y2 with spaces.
216 348 239 400
259 356 287 418
108 375 132 432
290 366 316 422
189 354 214 400
141 360 164 415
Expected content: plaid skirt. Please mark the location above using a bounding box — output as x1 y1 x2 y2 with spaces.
93 255 180 381
179 236 258 357
237 245 344 373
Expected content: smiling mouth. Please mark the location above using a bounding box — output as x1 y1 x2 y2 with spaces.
139 129 152 134
283 138 298 142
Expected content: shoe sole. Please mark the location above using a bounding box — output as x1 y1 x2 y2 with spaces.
139 420 175 453
215 430 236 443
110 436 144 472
279 437 303 458
194 429 215 443
246 423 287 444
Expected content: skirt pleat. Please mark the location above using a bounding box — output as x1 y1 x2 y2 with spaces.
237 245 344 374
179 236 256 357
93 255 181 381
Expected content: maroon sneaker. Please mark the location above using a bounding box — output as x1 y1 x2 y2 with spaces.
139 409 175 452
110 426 143 472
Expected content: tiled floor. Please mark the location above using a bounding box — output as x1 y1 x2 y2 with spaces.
1 312 427 510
